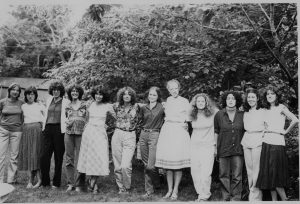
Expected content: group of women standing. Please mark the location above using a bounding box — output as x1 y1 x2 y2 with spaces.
0 79 298 202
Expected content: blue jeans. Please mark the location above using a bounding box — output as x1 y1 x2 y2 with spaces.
219 156 244 201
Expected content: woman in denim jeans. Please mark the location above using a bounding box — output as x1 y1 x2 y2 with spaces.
139 87 165 198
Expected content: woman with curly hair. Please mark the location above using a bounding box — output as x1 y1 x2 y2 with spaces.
76 86 115 194
64 84 87 192
256 85 298 201
0 83 24 184
241 88 264 201
111 86 140 194
41 81 69 188
18 86 45 188
214 91 245 201
189 93 218 201
155 79 191 200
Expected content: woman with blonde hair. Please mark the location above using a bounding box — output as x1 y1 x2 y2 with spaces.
190 93 218 201
155 79 191 200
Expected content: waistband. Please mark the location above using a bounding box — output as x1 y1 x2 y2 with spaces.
116 127 135 132
265 131 284 135
246 130 263 134
142 128 160 132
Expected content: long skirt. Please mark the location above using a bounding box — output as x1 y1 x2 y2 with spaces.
256 142 289 190
77 124 109 176
18 122 42 171
155 122 190 169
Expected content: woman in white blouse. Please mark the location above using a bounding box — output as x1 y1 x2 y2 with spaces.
155 79 191 201
189 93 218 201
241 88 264 201
256 85 298 201
18 86 45 188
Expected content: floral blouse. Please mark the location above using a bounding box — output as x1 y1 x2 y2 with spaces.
113 103 140 131
65 101 87 135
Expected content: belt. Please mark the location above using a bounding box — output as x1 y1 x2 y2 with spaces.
116 128 135 132
142 128 160 132
265 131 284 135
246 130 263 134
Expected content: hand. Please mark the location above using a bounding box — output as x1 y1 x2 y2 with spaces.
214 145 217 157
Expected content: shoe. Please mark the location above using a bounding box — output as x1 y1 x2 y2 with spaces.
171 192 178 201
142 192 153 198
66 185 74 192
118 188 129 194
33 181 42 189
26 183 33 189
163 191 172 199
51 185 58 189
75 187 83 192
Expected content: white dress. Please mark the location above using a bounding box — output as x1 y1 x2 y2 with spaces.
155 96 191 169
77 102 114 176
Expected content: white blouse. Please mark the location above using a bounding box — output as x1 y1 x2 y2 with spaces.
22 102 45 124
164 96 191 123
241 108 265 148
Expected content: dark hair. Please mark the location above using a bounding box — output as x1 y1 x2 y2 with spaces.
263 85 280 109
190 93 216 120
117 86 136 105
24 86 38 103
48 81 65 97
243 88 261 112
67 84 84 101
146 86 162 103
8 83 21 99
221 91 243 109
90 86 110 103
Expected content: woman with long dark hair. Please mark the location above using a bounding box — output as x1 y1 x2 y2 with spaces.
241 88 264 201
256 85 298 201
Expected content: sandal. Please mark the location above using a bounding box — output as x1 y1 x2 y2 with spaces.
163 191 172 199
26 183 33 189
171 192 178 201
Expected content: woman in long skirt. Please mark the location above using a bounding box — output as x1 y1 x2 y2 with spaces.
256 85 298 200
77 86 115 194
18 86 45 188
155 79 191 200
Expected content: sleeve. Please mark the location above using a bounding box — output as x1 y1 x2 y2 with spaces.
107 103 117 119
214 111 220 134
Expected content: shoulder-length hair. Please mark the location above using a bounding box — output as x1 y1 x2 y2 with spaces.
8 83 21 99
190 93 215 120
24 86 38 103
263 85 281 109
67 84 84 101
48 81 65 97
221 90 243 109
145 86 162 103
90 85 110 103
243 88 261 112
116 86 136 105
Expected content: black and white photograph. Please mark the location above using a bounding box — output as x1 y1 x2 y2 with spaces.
0 0 298 202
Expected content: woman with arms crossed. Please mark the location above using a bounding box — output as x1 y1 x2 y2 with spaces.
155 79 191 200
256 85 298 201
190 93 218 201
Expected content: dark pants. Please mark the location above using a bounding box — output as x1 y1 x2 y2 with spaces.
219 156 244 201
139 130 160 194
41 124 65 187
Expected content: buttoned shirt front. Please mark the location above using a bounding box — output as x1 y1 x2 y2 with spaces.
113 103 140 131
214 109 245 158
139 102 165 130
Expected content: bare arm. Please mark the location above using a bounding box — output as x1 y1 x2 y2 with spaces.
282 106 299 135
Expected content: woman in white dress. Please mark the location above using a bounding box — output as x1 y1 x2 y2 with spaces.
256 85 298 201
77 86 115 194
155 79 191 200
241 88 264 201
189 93 218 201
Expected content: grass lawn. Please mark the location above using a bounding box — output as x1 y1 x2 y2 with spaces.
5 153 223 202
